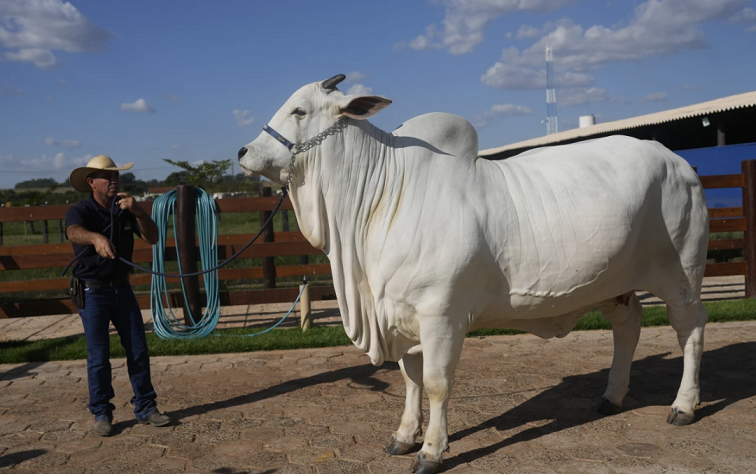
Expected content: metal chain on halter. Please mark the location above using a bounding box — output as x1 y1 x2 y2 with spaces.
285 117 348 190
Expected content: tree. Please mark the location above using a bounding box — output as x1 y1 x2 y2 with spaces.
163 159 231 190
163 171 189 187
15 178 57 189
120 172 136 184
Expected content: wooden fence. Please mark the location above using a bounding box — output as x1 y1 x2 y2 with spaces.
0 193 335 318
1 160 755 318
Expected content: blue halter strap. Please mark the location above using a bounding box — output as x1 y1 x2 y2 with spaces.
262 124 295 151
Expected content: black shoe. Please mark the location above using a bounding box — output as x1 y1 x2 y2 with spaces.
140 412 171 427
94 418 114 437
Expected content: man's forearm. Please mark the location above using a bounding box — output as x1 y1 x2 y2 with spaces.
136 214 159 245
66 225 101 246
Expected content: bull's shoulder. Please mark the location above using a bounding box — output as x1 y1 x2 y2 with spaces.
392 113 478 160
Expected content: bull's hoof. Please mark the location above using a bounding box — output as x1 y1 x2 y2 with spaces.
410 453 442 474
667 407 695 426
597 397 623 416
385 434 415 455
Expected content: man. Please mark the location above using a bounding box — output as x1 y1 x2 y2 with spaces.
66 155 171 437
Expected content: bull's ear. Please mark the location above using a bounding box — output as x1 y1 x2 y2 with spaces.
337 95 392 120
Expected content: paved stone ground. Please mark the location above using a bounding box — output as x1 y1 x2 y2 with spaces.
0 276 745 342
1 321 755 473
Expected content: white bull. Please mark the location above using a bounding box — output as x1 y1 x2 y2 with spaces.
238 75 709 474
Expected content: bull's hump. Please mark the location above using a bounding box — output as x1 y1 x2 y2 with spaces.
392 112 478 161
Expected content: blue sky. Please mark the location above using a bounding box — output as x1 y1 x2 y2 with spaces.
1 0 755 189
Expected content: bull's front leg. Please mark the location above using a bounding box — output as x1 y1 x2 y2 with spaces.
386 352 424 455
410 323 465 474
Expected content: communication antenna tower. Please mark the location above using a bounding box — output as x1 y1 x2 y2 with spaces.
545 43 558 135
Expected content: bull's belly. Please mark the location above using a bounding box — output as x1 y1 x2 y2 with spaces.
469 284 628 339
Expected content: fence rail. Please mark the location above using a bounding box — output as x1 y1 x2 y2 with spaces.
1 160 755 319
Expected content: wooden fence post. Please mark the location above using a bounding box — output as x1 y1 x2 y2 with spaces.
281 210 289 231
43 220 49 244
742 160 756 298
0 222 3 246
57 219 64 243
260 187 276 289
176 185 202 324
300 280 312 331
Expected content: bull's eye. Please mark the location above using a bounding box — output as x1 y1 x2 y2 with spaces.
291 108 306 118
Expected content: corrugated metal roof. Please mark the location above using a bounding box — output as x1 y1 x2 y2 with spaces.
479 90 756 157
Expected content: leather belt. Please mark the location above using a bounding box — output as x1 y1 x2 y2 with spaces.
82 277 129 288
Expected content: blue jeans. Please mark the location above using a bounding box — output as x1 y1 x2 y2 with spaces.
79 283 157 421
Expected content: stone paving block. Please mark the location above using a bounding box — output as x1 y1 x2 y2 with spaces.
0 430 44 448
85 461 140 474
16 451 70 470
136 456 186 474
42 467 86 474
53 436 102 454
287 447 336 465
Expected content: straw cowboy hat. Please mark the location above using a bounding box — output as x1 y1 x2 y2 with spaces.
69 155 133 192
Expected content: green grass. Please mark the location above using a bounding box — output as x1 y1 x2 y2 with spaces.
2 299 755 364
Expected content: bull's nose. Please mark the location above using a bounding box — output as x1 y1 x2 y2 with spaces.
237 147 248 160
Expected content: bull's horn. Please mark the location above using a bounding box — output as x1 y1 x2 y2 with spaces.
322 74 346 90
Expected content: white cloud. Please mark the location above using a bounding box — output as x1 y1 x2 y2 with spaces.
44 137 82 148
3 47 56 68
3 152 92 172
345 71 369 84
730 7 756 22
233 109 254 127
481 0 749 92
163 93 180 101
473 103 532 128
481 49 595 90
732 7 756 32
683 84 698 90
515 24 541 39
559 87 629 107
397 0 575 55
0 83 21 97
121 98 155 113
346 84 374 95
639 91 668 102
171 145 182 150
0 0 112 69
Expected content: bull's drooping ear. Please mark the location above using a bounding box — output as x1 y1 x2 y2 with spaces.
321 74 346 91
337 95 392 120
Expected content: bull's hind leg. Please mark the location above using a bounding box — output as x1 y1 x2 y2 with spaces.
598 293 643 415
666 300 707 425
386 352 423 455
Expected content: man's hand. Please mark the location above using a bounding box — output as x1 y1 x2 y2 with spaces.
117 193 146 217
93 233 117 259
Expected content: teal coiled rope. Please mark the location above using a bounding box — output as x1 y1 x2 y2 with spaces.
149 188 306 339
150 188 221 339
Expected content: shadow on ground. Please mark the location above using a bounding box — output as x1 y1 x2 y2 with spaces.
168 341 755 472
442 341 756 470
0 449 47 469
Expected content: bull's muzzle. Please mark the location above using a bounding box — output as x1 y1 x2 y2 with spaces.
237 147 248 160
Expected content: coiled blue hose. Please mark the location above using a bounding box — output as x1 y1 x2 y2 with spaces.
148 188 306 339
150 188 220 338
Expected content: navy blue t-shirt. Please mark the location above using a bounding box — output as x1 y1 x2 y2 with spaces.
65 194 142 281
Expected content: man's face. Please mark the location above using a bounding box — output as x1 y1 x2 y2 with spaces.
87 171 120 198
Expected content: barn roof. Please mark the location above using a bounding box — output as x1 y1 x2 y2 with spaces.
479 90 756 157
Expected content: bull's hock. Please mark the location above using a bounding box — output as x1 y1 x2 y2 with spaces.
1 321 754 473
238 75 711 472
